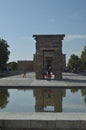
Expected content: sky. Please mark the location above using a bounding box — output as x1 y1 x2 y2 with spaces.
0 0 86 64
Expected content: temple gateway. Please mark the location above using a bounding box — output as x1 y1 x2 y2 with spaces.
33 34 65 80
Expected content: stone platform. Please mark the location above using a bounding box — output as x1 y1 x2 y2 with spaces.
0 72 86 88
0 112 86 130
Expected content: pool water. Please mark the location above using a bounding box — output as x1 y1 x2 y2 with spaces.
0 87 86 112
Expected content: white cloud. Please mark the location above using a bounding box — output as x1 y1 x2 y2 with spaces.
64 34 86 41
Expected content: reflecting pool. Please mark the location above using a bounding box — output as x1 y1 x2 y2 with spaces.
0 87 86 112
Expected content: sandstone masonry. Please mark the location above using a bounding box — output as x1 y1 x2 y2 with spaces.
33 34 65 80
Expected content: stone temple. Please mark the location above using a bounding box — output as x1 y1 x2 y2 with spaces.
33 34 65 80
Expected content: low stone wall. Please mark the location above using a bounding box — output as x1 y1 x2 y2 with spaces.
0 71 23 78
0 113 86 130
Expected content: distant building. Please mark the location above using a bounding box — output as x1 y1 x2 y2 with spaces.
18 60 34 71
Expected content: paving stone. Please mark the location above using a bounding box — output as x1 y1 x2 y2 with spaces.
0 72 86 87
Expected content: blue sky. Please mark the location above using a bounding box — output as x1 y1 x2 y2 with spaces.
0 0 86 64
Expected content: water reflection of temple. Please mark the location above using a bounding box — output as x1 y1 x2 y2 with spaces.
34 88 66 112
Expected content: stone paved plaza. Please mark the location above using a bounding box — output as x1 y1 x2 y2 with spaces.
0 72 86 87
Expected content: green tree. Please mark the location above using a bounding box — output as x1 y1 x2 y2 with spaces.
81 89 86 104
70 88 78 93
80 46 86 70
0 88 9 108
67 54 80 71
0 39 10 71
8 61 18 70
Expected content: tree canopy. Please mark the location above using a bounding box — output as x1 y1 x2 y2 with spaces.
0 39 10 71
80 45 86 70
8 61 18 70
81 46 86 59
67 45 86 72
67 54 80 71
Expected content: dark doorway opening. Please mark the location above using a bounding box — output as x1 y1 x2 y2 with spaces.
46 57 52 70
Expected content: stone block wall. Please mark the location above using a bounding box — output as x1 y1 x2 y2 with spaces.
33 34 65 80
62 54 66 71
0 113 86 130
18 60 34 71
